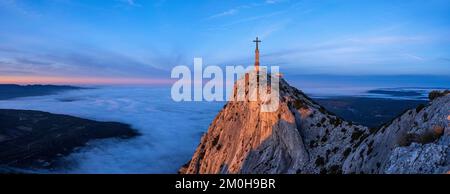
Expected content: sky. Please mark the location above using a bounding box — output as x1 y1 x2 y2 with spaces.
0 0 449 85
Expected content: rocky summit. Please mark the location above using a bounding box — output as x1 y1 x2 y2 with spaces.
181 72 449 174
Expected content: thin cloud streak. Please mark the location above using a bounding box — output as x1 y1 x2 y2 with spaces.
118 0 141 7
0 75 173 85
207 0 287 20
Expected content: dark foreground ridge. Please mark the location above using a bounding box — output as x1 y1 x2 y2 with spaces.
0 109 139 170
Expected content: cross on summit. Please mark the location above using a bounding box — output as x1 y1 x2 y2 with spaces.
253 37 261 50
253 37 261 71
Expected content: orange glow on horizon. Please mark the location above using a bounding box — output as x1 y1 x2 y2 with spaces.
0 76 174 85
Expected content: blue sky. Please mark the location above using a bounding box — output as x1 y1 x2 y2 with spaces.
0 0 449 84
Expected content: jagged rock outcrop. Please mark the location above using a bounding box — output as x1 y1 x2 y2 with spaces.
343 93 449 174
181 71 449 174
385 140 448 174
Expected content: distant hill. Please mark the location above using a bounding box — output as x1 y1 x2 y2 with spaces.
0 84 83 100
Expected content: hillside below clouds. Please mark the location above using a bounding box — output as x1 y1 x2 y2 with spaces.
181 72 449 174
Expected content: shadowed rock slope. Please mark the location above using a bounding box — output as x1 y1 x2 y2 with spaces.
343 93 449 174
181 72 449 174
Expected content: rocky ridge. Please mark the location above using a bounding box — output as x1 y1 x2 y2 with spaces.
181 72 449 174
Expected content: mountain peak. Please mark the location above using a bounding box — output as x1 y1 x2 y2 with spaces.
181 73 371 174
181 72 449 174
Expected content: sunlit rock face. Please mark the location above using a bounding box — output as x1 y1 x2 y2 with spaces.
181 72 370 174
181 72 449 174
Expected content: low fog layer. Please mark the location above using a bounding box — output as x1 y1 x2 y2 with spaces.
0 87 223 173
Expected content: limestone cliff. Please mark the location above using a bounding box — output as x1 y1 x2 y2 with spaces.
181 72 449 174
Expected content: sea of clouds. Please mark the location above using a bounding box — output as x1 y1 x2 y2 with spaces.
0 87 223 173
